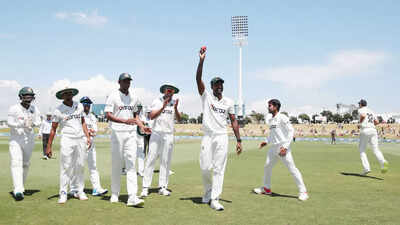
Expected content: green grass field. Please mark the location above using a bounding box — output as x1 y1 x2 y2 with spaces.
0 137 399 225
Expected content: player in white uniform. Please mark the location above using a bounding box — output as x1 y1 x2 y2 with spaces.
134 104 147 177
196 47 242 211
253 99 309 201
38 112 52 159
69 96 108 196
140 83 181 197
105 73 150 207
45 87 92 204
7 87 41 201
357 99 389 175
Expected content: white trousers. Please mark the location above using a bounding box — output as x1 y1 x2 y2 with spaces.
263 145 307 193
142 132 174 188
59 136 86 195
9 135 35 194
111 130 138 197
199 133 228 200
136 134 145 175
359 128 387 172
70 142 102 191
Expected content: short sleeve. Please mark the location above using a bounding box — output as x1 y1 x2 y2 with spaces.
132 96 140 113
104 93 114 113
200 90 209 102
150 98 163 111
227 99 235 114
52 109 61 123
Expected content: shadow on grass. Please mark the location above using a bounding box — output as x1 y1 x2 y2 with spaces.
99 193 146 208
250 191 298 199
180 197 232 205
340 172 384 180
9 189 41 200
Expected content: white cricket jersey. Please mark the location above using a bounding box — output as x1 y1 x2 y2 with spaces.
358 107 376 130
53 101 85 138
83 112 98 133
39 119 52 135
104 90 139 132
7 104 41 137
266 112 294 149
200 90 234 134
150 96 179 134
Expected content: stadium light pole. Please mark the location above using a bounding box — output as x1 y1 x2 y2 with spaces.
231 16 248 121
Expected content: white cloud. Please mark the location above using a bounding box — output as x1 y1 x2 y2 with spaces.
0 75 201 119
255 50 386 88
55 10 108 27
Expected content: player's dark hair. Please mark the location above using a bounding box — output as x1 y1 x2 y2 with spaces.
268 99 281 111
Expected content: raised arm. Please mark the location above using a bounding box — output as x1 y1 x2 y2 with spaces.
196 47 206 95
149 98 169 120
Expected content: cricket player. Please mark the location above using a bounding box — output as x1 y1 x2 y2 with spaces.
45 87 92 204
357 99 389 175
105 73 150 207
253 99 309 201
69 97 108 196
140 83 181 197
7 87 41 201
38 112 52 159
134 104 147 177
196 47 242 211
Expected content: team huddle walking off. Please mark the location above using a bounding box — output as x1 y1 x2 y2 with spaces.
7 47 389 210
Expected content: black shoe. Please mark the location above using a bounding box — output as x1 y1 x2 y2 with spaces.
15 192 24 201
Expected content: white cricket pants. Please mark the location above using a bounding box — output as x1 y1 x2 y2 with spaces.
136 134 145 175
9 134 35 194
142 132 174 189
199 133 228 200
359 128 387 172
263 145 307 193
59 136 86 195
70 142 102 191
111 130 138 197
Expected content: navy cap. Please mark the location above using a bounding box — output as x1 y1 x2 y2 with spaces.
118 73 132 81
80 96 93 105
210 77 224 86
358 99 367 107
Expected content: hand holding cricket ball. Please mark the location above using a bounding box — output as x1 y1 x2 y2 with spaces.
199 46 206 60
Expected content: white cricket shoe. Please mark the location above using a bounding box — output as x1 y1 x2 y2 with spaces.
92 188 108 196
202 189 211 204
73 192 88 201
140 188 149 198
58 192 68 204
110 194 119 203
127 196 144 207
159 188 171 196
298 192 309 201
210 200 224 211
169 170 175 175
253 187 272 195
361 170 371 176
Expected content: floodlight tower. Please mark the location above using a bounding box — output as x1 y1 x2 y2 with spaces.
231 16 248 120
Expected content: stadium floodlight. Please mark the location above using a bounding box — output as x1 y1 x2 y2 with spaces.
232 16 248 119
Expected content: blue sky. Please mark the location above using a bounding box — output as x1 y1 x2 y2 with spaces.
1 0 400 118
